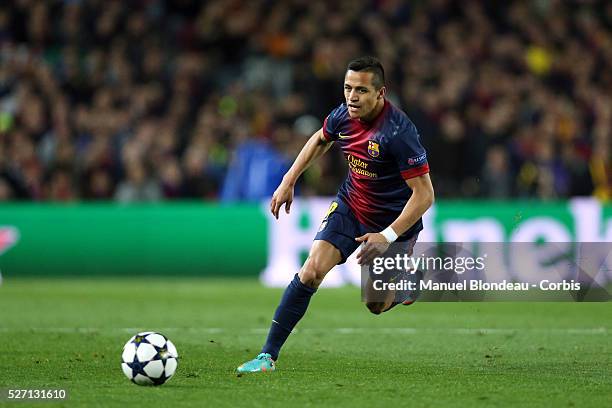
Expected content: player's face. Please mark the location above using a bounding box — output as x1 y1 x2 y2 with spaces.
344 70 385 120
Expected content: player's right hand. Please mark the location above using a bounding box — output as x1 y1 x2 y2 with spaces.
270 182 294 219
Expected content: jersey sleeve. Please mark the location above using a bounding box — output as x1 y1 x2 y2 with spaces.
389 121 430 180
322 104 346 142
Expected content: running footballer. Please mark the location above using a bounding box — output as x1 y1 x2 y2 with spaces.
238 56 435 373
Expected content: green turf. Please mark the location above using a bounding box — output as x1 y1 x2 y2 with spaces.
0 278 610 407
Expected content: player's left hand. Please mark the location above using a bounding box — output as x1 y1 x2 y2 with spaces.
355 233 390 265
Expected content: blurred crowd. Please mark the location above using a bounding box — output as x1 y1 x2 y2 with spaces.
0 0 610 202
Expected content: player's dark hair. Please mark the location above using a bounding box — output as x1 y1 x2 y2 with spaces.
347 56 385 90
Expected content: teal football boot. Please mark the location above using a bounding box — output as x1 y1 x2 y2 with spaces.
237 353 276 373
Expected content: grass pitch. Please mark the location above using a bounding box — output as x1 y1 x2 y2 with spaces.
0 278 610 407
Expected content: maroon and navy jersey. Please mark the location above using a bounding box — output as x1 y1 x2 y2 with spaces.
322 100 429 239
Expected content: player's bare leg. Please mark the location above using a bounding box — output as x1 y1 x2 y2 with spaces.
364 236 421 314
364 278 395 314
364 271 422 314
298 240 342 288
237 240 341 373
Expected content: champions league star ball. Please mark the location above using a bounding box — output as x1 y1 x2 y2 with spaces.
121 332 179 385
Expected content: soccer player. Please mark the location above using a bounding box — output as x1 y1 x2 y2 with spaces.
237 56 434 373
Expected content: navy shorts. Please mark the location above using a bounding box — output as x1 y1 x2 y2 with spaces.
314 198 419 264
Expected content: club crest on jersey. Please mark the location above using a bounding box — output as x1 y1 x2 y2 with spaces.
367 141 380 158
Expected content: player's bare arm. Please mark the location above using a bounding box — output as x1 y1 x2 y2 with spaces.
356 173 434 264
270 129 333 219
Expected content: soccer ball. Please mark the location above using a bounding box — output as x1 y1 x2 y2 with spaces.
121 332 179 386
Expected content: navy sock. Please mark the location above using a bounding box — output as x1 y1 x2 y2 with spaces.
261 273 317 360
